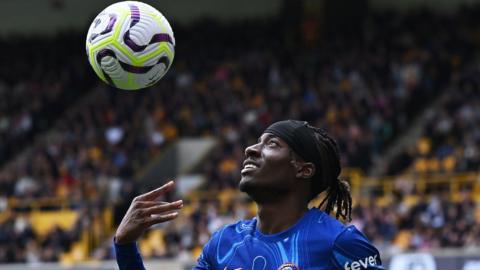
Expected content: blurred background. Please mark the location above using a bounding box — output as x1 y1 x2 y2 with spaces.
0 0 480 269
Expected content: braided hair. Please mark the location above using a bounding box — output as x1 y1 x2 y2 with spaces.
307 125 352 222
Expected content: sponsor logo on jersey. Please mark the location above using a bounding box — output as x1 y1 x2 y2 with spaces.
344 255 377 270
235 223 255 233
240 223 254 230
278 262 299 270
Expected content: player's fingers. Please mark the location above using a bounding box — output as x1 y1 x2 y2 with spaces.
142 200 183 216
134 181 174 201
130 201 167 211
145 212 179 226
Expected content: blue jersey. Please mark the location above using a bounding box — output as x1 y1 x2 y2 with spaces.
115 208 384 270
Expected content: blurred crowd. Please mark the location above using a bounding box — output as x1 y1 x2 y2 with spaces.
0 7 479 263
387 67 480 175
352 189 480 254
0 213 75 263
0 34 95 167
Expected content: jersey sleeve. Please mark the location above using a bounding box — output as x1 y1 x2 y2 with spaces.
114 240 146 270
192 246 211 270
192 231 217 270
192 226 226 270
331 225 384 270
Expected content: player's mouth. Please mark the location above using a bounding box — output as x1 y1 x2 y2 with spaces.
241 159 260 175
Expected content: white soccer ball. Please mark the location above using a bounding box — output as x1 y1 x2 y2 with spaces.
86 1 175 90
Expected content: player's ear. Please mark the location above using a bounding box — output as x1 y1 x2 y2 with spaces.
294 161 315 179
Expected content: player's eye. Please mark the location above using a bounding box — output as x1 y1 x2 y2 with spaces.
267 139 279 147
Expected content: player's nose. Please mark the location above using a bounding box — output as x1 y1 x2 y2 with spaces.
244 142 261 158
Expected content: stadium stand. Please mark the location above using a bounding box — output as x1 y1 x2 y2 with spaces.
0 3 479 267
387 69 480 175
0 34 96 167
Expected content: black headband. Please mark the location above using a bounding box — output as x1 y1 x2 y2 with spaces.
264 120 341 195
264 120 318 164
264 120 340 190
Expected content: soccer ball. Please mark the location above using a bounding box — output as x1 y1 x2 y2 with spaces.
86 1 175 90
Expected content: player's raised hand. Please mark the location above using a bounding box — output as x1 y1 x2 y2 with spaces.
114 181 183 244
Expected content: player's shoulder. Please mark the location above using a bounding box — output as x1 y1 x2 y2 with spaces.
331 225 384 269
309 208 347 237
334 225 371 246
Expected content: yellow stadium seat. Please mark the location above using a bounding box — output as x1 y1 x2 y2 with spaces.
218 188 236 211
29 210 79 236
249 202 258 216
59 253 74 266
219 158 237 174
427 158 440 172
162 123 178 140
414 158 428 173
148 229 166 257
0 211 10 224
442 156 456 172
192 245 203 259
139 238 153 257
181 204 194 216
139 229 166 258
404 195 419 207
473 183 480 202
375 196 392 207
60 231 89 263
417 137 431 155
393 230 412 250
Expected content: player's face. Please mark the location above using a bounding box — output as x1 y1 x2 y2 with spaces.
239 133 297 195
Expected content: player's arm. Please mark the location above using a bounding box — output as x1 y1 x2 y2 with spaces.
191 228 221 270
114 241 146 270
192 248 212 270
331 225 385 270
114 181 183 270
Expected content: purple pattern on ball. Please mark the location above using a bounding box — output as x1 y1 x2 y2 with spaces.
97 49 116 59
129 4 140 27
96 49 117 86
150 33 173 44
119 55 170 74
89 14 117 42
123 4 173 52
97 49 170 76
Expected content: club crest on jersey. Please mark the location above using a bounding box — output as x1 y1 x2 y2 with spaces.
277 263 299 270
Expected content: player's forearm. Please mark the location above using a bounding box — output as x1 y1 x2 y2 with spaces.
114 240 146 270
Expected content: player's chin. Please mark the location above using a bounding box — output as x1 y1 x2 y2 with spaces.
238 175 255 192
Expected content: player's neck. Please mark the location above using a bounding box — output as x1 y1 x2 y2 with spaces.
255 198 308 235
